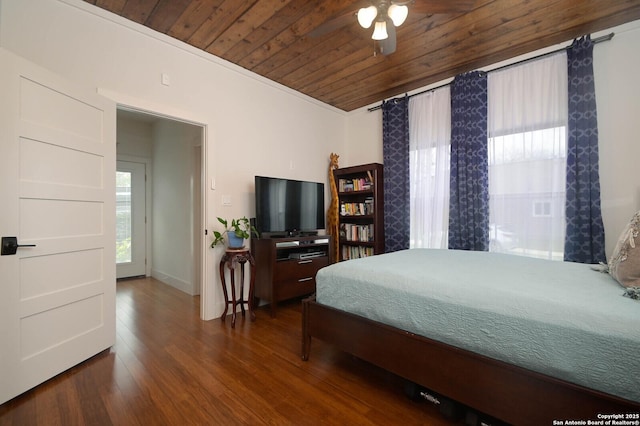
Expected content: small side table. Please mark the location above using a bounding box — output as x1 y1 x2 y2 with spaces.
219 248 256 327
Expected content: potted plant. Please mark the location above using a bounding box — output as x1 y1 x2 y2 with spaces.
210 216 257 249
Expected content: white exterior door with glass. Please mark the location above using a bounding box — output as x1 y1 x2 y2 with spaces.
116 160 146 279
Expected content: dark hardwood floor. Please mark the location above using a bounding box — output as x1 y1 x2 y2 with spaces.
0 277 459 425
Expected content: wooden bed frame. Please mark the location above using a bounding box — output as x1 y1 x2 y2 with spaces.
302 296 640 425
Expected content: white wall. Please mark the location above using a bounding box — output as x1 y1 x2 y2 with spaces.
151 120 201 295
345 107 382 167
116 116 153 158
592 22 640 256
344 20 640 258
0 0 347 320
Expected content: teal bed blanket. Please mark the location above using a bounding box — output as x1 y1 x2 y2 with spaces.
315 249 640 402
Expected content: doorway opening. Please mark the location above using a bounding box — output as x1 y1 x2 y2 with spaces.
116 108 206 298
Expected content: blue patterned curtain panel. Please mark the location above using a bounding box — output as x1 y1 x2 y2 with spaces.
564 35 606 264
448 71 490 251
382 97 411 252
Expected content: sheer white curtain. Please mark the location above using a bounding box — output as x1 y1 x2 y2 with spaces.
409 87 451 248
487 52 568 260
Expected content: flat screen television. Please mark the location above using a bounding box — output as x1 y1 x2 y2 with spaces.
255 176 325 237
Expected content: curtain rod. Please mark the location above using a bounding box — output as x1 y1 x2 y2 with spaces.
367 32 614 112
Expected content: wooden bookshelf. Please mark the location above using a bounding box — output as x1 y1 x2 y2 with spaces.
333 163 384 261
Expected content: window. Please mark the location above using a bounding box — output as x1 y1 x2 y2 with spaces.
488 53 568 260
408 53 568 259
409 86 451 249
116 171 132 264
488 127 567 259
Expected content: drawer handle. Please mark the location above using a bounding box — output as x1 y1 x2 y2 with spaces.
298 260 312 264
298 277 313 283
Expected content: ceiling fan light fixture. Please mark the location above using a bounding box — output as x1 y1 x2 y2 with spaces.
357 6 378 29
371 20 388 40
387 4 408 27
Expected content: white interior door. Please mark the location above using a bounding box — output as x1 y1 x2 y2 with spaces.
116 160 146 279
0 48 116 404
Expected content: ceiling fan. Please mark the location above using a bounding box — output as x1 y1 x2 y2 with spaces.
310 0 476 56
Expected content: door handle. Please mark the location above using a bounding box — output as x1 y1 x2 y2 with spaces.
1 237 36 256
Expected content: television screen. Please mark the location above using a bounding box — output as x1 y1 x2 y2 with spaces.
255 176 325 236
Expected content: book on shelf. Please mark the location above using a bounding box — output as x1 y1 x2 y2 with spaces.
341 245 375 260
338 177 373 192
339 197 374 216
339 223 374 242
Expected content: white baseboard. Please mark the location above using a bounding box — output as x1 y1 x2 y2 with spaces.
151 269 195 296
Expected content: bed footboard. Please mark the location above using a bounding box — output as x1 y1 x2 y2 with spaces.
302 296 640 426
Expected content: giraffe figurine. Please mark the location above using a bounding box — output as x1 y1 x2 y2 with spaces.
327 153 340 263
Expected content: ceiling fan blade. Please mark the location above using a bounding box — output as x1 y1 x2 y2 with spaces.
408 0 476 14
308 10 357 38
377 21 396 56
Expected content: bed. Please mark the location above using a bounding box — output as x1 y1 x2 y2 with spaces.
301 248 640 425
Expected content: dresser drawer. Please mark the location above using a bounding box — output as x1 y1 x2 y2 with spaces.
275 277 316 300
274 257 328 281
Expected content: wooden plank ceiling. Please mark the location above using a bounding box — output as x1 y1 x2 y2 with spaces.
85 0 640 111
